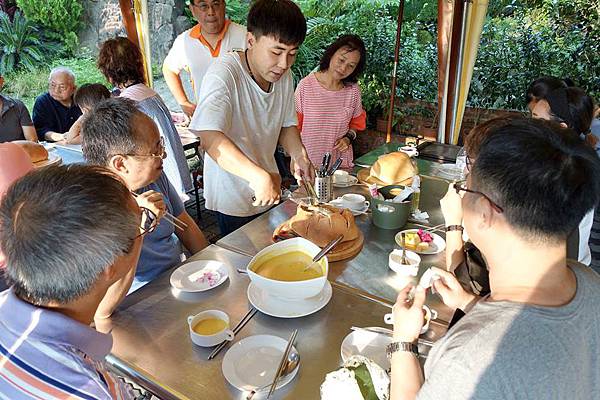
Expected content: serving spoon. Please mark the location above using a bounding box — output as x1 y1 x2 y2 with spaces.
303 234 344 272
246 351 300 399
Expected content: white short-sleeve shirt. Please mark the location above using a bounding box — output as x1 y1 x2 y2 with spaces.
189 52 297 217
163 21 247 102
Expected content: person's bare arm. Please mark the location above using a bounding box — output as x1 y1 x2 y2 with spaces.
95 265 136 321
64 115 83 144
22 126 38 142
193 129 281 206
174 211 209 254
440 184 465 271
44 131 66 142
278 126 315 184
162 64 196 117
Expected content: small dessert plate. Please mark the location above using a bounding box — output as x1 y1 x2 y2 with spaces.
170 260 229 292
394 229 446 255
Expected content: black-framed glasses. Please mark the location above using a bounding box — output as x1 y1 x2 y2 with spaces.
453 182 504 213
133 206 158 239
118 137 166 160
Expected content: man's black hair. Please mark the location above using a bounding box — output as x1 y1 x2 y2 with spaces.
247 0 307 46
471 118 600 240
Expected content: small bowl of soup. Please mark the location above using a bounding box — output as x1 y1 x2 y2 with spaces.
247 237 328 300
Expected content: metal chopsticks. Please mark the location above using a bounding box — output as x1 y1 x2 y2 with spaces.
208 308 257 360
267 329 298 399
130 191 188 231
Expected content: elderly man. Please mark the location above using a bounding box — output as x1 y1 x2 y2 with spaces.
32 67 82 142
82 97 208 295
0 74 37 142
0 165 141 398
162 0 246 116
390 119 600 399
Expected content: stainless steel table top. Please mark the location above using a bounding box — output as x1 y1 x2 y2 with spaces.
217 169 454 322
106 245 444 399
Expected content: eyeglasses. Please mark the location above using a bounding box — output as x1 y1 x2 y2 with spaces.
190 0 223 12
118 137 166 160
49 82 70 92
453 182 504 213
133 206 158 239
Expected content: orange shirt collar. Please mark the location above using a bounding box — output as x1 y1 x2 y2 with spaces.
189 19 231 57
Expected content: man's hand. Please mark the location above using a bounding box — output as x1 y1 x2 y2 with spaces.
180 101 197 118
249 171 281 207
440 182 463 225
134 190 166 221
333 136 351 152
431 267 478 311
290 153 314 186
392 284 426 342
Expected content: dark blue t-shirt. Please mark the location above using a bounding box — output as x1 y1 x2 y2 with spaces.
131 173 185 292
32 92 82 140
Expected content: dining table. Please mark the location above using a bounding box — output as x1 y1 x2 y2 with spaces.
104 145 461 399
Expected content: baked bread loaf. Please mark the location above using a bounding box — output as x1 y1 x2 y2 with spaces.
12 140 48 163
370 152 416 185
287 204 359 247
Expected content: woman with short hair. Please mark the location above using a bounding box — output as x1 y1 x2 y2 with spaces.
295 34 367 169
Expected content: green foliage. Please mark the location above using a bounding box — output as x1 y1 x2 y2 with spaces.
192 0 597 120
4 57 109 111
16 0 82 53
0 10 61 74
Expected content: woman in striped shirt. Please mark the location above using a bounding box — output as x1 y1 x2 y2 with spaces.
295 35 367 169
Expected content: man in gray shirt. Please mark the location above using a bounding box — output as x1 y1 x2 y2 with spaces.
389 118 600 399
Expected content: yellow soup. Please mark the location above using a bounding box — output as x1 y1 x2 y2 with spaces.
253 251 323 281
193 318 227 335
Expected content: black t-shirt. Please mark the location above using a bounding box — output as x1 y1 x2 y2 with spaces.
32 92 81 140
0 94 33 143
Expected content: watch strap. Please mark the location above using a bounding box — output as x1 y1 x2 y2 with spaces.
386 341 419 359
445 224 464 232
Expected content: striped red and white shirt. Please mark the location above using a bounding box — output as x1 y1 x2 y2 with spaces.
295 73 366 169
0 290 134 399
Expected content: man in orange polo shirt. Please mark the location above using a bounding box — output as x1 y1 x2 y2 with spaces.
163 0 246 117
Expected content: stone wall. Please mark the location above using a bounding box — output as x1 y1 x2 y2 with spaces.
79 0 193 65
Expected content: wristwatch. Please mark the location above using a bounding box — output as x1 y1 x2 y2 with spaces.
445 225 464 232
386 341 419 359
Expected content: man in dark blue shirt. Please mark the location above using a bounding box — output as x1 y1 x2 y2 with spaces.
32 67 82 142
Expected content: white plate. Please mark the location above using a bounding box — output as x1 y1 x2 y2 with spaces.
333 175 359 187
170 260 229 292
394 229 446 255
341 328 393 370
33 151 62 169
328 198 369 216
247 281 332 318
431 163 464 180
222 334 299 392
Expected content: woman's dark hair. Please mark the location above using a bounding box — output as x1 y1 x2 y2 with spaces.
319 35 366 84
247 0 306 46
97 37 146 87
74 83 111 110
544 87 597 148
525 76 570 105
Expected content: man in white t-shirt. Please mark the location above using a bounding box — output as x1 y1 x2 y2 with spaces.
189 0 313 236
162 0 246 117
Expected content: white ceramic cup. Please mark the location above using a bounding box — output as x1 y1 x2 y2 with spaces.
383 305 438 334
341 193 369 210
187 310 234 347
333 170 351 183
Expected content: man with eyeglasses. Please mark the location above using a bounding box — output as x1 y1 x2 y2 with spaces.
82 97 208 302
32 67 82 142
0 165 143 398
388 118 600 399
163 0 246 117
